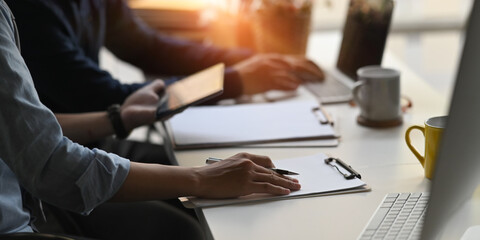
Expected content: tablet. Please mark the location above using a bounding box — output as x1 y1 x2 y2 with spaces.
156 63 224 120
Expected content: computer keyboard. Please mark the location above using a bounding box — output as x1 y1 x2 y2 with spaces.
304 77 350 95
358 193 429 240
303 74 352 104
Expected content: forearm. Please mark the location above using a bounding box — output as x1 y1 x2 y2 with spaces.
110 162 199 201
56 112 114 145
55 80 165 144
110 153 302 202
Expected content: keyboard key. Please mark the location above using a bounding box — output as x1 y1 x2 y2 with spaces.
398 193 410 200
381 202 393 208
387 193 400 198
411 193 422 198
366 207 390 230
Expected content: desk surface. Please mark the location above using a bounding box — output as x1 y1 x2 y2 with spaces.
169 32 476 240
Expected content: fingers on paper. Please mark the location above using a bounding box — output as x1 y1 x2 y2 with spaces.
234 152 275 168
251 171 301 195
253 166 299 183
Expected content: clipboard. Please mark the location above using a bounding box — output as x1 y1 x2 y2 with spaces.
166 100 339 149
179 153 370 208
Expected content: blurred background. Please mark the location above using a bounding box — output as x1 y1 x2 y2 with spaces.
313 0 470 96
104 0 473 97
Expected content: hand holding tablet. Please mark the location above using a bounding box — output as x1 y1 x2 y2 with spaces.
156 63 224 120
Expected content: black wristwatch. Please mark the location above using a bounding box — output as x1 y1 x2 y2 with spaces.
107 104 129 139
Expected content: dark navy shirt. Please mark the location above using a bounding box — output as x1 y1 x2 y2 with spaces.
6 0 250 113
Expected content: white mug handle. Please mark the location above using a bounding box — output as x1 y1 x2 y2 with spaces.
352 81 365 106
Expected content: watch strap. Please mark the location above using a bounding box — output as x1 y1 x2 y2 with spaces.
107 104 129 139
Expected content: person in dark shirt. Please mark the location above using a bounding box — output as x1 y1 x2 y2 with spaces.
6 0 324 169
6 0 323 113
7 0 323 164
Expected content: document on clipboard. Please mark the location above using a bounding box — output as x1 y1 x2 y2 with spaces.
180 153 370 208
165 100 338 149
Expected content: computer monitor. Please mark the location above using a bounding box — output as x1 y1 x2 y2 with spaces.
421 1 480 239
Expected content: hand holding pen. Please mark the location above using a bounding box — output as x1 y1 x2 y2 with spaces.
206 157 299 175
195 152 301 199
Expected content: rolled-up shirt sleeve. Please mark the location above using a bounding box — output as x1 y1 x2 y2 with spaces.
0 8 130 214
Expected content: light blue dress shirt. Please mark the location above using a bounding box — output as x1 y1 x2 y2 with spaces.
0 0 130 233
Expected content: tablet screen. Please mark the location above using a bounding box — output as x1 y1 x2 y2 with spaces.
156 63 224 120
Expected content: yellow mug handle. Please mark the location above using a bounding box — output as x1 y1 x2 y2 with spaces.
405 125 426 167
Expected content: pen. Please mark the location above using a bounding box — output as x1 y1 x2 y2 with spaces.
312 106 334 125
206 157 299 176
319 106 334 126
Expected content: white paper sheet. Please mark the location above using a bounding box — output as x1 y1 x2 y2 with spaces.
181 153 368 208
167 100 337 148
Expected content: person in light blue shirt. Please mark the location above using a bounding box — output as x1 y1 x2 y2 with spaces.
0 0 130 232
0 1 301 238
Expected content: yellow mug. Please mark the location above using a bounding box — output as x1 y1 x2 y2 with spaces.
405 116 447 179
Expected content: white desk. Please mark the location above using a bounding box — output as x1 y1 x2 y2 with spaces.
168 31 473 240
99 26 479 238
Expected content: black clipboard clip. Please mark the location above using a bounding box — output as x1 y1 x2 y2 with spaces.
312 106 334 125
324 157 361 180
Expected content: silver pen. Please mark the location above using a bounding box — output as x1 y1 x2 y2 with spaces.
206 157 299 176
